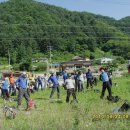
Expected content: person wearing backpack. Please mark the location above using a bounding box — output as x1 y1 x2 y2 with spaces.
99 68 112 99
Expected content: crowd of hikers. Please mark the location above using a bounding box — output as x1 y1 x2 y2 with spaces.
0 67 113 110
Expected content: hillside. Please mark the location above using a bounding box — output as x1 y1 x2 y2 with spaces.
0 0 130 65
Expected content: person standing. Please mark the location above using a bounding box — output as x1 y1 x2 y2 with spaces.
86 69 93 89
65 74 78 103
15 72 30 110
77 71 84 92
44 73 49 88
48 72 60 99
1 77 10 100
73 72 78 92
63 71 68 83
9 74 16 96
99 68 112 99
105 68 112 87
37 76 43 90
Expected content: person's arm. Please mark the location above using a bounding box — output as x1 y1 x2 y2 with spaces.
48 76 52 83
15 78 20 86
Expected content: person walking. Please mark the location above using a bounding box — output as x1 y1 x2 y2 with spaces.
99 68 112 99
15 72 30 110
48 72 60 99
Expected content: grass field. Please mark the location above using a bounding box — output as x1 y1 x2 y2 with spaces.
0 75 130 130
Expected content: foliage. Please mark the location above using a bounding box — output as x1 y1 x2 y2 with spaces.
0 0 130 66
19 62 32 71
35 62 47 72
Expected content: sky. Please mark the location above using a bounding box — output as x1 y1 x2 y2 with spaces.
0 0 130 20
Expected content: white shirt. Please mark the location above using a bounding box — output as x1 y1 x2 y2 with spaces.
65 79 75 89
78 74 84 82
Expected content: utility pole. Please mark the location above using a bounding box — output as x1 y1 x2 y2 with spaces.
8 49 10 71
47 45 53 71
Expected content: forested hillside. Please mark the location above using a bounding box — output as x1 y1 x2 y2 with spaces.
0 0 130 65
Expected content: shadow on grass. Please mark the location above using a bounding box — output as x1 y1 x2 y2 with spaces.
49 99 63 104
35 97 49 101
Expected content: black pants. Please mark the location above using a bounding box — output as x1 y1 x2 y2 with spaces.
75 79 78 92
86 79 93 89
101 81 112 98
50 85 60 99
17 87 30 107
66 88 77 103
9 84 16 96
2 89 9 100
109 78 112 86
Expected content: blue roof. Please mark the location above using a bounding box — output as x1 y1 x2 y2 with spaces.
50 63 60 67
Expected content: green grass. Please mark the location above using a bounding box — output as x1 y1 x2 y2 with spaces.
0 76 130 130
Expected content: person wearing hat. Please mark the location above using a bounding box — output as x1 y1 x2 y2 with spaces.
99 68 112 99
48 71 60 99
15 72 30 110
65 74 78 103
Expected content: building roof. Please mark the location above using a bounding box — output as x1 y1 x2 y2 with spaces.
61 60 92 66
50 63 61 67
72 56 83 60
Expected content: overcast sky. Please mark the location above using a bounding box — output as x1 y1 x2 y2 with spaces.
0 0 130 20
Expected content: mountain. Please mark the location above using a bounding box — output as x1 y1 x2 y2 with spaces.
0 0 130 64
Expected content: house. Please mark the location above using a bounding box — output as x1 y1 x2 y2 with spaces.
32 58 48 63
95 57 113 64
61 56 92 73
49 63 61 72
101 57 113 64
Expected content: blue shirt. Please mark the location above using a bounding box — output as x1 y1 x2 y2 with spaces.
63 73 68 81
48 75 59 87
15 77 27 89
2 80 9 90
100 72 109 82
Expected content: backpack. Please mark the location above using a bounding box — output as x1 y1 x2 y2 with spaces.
107 96 120 103
28 99 37 110
119 102 130 112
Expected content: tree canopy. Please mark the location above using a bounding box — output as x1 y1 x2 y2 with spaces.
0 0 130 65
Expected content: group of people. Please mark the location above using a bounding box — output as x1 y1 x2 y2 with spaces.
0 67 113 110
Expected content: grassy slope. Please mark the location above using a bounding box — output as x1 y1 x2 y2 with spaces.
0 76 130 130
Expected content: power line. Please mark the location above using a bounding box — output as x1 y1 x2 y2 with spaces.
0 37 130 40
0 24 130 28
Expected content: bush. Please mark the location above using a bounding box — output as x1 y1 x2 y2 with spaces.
19 62 32 71
35 63 47 72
